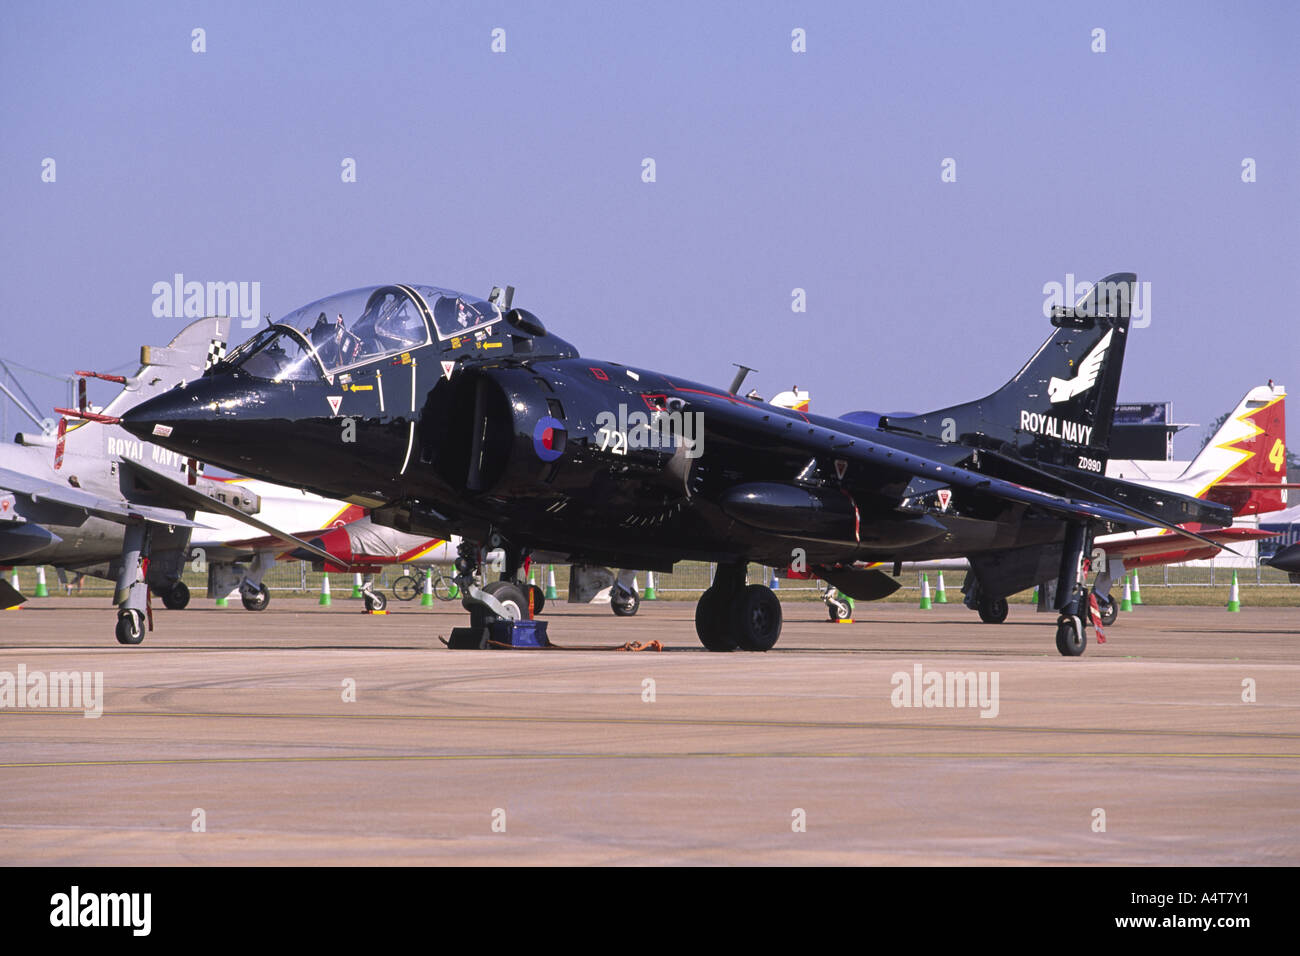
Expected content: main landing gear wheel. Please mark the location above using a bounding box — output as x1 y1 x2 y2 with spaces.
611 588 640 617
161 580 190 611
115 609 145 645
1096 593 1118 627
482 580 527 620
827 597 851 622
364 591 387 612
977 596 1009 624
695 587 737 651
1055 615 1086 656
732 584 782 651
241 583 270 611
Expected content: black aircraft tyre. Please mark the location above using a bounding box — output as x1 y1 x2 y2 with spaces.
241 583 271 612
827 597 851 622
528 584 546 615
978 596 1009 624
611 588 640 617
694 587 737 651
1096 592 1118 627
482 580 527 620
364 590 387 612
115 609 145 645
161 580 190 611
1055 615 1087 656
732 584 783 652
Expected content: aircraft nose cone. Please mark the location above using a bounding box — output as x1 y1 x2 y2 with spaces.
119 377 260 475
120 382 227 443
1265 542 1300 574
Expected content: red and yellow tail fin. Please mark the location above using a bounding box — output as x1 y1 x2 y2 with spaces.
1181 384 1287 516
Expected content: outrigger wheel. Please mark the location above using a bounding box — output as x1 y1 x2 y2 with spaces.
241 583 271 611
115 608 145 645
611 586 640 617
1055 614 1086 656
977 596 1009 624
161 580 190 611
1095 592 1118 627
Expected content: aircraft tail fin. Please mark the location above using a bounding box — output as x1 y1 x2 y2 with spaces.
1179 383 1288 515
101 316 232 418
883 273 1135 473
58 317 231 463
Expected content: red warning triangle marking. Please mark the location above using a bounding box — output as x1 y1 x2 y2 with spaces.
326 395 342 416
834 459 848 480
937 489 952 510
442 360 455 380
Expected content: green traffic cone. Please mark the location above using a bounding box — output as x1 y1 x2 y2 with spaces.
918 573 932 610
934 570 947 603
34 567 49 597
1120 574 1133 612
1226 570 1241 612
545 565 558 600
421 571 435 606
350 573 363 598
643 571 658 600
1131 571 1143 605
319 573 332 606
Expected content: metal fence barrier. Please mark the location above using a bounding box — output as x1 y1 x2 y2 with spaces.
23 559 1296 599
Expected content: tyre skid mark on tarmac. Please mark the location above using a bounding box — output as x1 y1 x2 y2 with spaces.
1 751 1298 769
1 709 1296 741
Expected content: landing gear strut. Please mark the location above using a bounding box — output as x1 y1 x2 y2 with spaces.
450 538 529 636
1053 522 1093 657
693 562 783 652
114 521 151 645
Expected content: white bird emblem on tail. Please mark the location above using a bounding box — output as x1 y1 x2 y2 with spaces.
1048 329 1113 404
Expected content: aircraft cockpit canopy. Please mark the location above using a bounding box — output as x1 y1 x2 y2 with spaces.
223 325 322 382
221 284 508 382
415 286 502 340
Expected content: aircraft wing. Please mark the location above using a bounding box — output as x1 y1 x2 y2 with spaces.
119 460 339 566
0 465 205 528
1100 526 1275 563
680 393 1234 552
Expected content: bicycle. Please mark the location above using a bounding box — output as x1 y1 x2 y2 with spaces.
392 567 459 602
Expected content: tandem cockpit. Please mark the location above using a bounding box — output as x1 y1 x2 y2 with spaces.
215 285 508 382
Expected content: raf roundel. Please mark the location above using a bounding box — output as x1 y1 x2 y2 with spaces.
532 416 566 462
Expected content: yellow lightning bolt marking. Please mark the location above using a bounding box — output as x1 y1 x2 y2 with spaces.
1192 393 1285 500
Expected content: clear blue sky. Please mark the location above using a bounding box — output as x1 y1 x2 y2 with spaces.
3 0 1296 456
